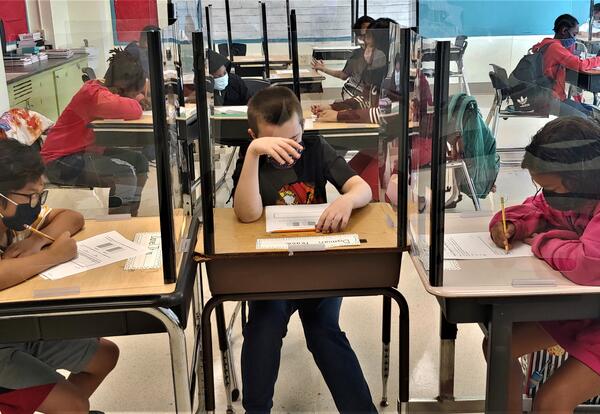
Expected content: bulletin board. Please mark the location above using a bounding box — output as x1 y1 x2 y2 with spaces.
419 0 591 38
0 0 28 43
111 0 159 44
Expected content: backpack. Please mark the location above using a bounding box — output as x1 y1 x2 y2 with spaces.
508 44 555 112
447 93 500 200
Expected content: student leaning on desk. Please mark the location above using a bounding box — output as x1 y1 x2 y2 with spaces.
486 117 600 412
0 140 118 414
232 86 377 412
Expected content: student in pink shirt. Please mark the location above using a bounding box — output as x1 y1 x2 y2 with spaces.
42 49 148 216
487 117 600 412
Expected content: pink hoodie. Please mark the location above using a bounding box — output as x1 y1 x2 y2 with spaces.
489 193 600 374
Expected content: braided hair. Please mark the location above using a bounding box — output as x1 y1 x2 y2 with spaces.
103 48 146 97
522 117 600 195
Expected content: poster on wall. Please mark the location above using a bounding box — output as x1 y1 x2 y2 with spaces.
112 0 159 44
0 0 28 42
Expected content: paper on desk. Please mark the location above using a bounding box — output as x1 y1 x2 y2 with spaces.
265 204 329 233
214 106 248 115
275 69 311 75
444 232 533 260
256 234 360 250
142 110 153 116
41 231 148 280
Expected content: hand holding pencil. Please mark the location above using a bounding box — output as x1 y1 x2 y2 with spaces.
490 197 516 251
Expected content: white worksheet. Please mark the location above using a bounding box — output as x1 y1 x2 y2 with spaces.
41 231 148 280
214 106 248 115
444 232 534 260
275 69 311 75
125 232 162 270
265 204 329 233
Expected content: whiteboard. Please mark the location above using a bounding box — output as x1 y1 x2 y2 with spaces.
419 0 591 38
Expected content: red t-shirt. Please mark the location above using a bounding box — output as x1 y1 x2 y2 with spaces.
532 38 600 101
41 80 142 164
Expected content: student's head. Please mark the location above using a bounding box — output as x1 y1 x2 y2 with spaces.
247 86 304 142
0 140 46 231
103 48 146 99
139 25 160 49
553 14 579 39
207 49 230 90
353 15 375 44
594 4 600 22
522 117 600 211
366 18 396 56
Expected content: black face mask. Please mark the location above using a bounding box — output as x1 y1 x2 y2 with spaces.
267 141 304 170
0 195 41 231
542 189 595 212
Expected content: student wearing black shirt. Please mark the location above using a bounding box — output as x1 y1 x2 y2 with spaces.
207 49 250 106
232 86 374 413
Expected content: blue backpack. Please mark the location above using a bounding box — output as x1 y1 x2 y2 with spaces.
447 93 500 199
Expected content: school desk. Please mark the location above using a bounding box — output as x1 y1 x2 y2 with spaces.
411 212 600 413
231 54 292 66
0 215 200 412
565 67 600 93
312 45 361 61
193 203 410 412
267 68 326 93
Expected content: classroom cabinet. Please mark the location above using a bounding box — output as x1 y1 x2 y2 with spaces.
7 56 88 121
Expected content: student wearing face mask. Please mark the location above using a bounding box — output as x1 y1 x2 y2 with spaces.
578 4 600 39
530 14 600 118
207 49 250 107
487 116 600 412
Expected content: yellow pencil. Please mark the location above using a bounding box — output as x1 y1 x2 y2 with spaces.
26 225 55 242
500 196 509 255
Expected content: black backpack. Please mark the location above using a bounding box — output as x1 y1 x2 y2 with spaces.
508 44 555 112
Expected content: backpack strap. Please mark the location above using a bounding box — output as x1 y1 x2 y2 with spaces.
448 93 477 132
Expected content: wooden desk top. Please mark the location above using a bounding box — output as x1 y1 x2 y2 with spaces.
90 104 197 128
269 69 325 81
195 202 399 255
566 67 600 75
0 216 183 304
413 212 600 298
233 55 292 65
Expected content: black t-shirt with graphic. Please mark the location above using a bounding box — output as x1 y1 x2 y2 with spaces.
232 136 357 206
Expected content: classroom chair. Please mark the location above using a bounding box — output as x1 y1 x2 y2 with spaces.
486 64 549 156
81 67 97 82
218 42 247 57
421 36 470 94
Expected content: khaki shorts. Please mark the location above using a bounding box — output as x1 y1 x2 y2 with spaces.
0 339 99 390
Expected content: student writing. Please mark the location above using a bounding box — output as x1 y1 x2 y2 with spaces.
41 49 149 216
488 117 600 412
232 86 375 412
0 139 118 414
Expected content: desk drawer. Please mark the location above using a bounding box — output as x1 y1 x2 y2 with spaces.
206 250 401 295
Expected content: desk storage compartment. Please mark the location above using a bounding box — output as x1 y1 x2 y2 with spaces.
206 249 401 295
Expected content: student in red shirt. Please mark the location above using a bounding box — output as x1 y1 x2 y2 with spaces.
42 49 149 216
532 14 600 118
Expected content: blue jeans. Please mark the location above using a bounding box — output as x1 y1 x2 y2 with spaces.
241 298 377 414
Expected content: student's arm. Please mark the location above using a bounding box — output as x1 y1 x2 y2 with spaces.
93 89 143 120
4 209 84 258
489 195 548 248
233 137 303 222
311 59 350 80
316 176 371 233
551 43 600 71
529 214 600 285
335 107 381 123
0 232 77 290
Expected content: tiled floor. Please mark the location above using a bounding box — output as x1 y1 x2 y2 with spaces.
85 90 556 413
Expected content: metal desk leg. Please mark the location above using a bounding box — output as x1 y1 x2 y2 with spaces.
216 304 235 413
225 302 242 402
202 297 220 413
439 315 457 401
485 305 512 413
143 307 192 413
381 296 392 407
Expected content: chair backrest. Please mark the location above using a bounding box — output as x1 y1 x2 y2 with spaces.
81 67 97 83
455 35 468 49
218 42 247 57
488 64 511 99
244 78 270 97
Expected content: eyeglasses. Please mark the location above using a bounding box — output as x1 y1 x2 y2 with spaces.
7 190 48 208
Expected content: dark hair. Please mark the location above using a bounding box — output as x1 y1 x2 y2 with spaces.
594 3 600 14
103 48 146 96
353 15 374 32
522 117 600 193
368 18 397 58
553 14 579 34
0 139 45 205
247 86 303 135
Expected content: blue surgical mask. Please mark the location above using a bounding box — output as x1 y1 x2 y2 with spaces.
561 36 576 49
213 73 229 91
594 21 600 29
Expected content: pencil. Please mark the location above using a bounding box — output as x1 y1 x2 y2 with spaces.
26 225 55 242
500 196 509 255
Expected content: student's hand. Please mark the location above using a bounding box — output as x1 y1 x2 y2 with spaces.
138 96 152 111
490 221 516 250
47 232 78 263
311 104 329 115
316 196 354 233
3 235 47 258
317 109 339 123
311 58 325 71
248 137 303 166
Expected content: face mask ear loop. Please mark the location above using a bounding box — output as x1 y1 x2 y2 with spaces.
0 193 17 207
